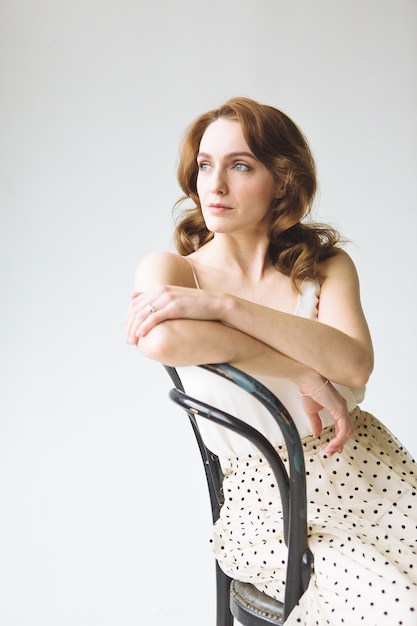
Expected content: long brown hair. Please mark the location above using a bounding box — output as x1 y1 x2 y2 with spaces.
173 97 341 287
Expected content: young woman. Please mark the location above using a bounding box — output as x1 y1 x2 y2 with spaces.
125 97 417 624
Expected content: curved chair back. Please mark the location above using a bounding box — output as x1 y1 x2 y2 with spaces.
164 363 313 625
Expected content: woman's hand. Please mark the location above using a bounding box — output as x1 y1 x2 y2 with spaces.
125 285 224 345
298 379 354 456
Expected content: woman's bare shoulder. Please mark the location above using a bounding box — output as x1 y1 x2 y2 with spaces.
319 248 359 284
317 250 366 322
134 250 195 290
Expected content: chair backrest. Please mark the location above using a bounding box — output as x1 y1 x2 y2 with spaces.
163 364 225 523
164 362 313 620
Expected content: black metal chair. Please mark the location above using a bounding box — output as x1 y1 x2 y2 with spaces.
164 363 314 626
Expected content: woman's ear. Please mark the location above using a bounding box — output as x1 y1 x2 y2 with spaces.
274 179 286 199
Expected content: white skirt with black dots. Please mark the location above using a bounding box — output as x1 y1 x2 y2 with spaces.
212 408 417 625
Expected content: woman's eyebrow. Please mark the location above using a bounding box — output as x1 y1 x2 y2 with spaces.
197 151 257 160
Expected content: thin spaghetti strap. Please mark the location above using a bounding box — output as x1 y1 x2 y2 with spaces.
184 258 201 289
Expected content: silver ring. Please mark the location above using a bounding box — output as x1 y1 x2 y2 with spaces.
145 304 156 314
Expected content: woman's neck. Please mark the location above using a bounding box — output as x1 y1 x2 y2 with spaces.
190 233 273 284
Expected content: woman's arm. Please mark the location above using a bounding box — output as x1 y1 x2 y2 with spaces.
126 251 311 377
125 251 334 388
222 252 373 387
127 250 373 387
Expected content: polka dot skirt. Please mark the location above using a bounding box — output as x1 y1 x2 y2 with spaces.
212 408 417 625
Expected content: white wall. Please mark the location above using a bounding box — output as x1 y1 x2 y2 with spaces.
1 1 416 625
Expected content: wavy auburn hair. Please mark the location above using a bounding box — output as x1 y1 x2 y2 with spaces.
173 97 341 287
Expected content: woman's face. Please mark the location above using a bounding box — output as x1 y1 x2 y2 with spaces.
196 118 284 237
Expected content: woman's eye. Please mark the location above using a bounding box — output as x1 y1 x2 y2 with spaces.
234 163 250 171
198 162 211 171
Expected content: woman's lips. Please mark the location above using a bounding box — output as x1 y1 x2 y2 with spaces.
208 203 233 212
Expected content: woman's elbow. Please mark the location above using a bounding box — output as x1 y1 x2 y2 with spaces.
349 350 374 388
136 323 186 366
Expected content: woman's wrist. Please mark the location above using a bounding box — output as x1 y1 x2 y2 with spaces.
299 379 329 397
292 366 327 396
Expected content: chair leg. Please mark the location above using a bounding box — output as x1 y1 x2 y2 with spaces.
215 562 233 626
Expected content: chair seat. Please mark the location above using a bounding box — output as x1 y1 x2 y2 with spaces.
230 580 284 626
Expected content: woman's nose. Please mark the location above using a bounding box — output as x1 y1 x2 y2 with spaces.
210 168 227 194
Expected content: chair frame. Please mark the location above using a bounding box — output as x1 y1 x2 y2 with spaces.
164 363 313 625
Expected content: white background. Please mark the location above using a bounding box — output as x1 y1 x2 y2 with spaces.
1 1 416 625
